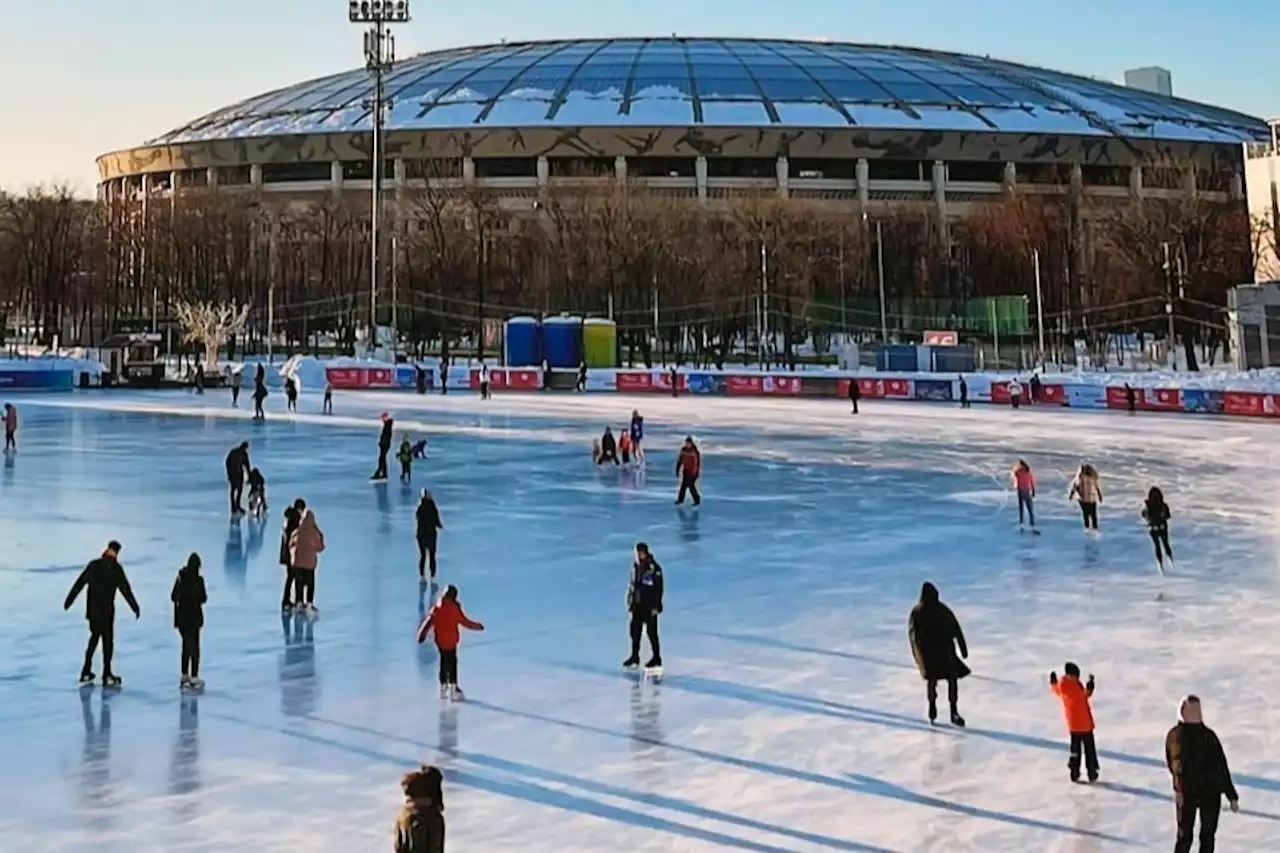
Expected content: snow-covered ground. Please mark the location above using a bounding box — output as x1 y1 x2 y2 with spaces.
1 391 1277 853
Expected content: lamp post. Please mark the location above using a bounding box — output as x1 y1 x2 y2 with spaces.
348 0 410 357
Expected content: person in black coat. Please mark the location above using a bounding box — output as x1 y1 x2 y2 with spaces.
373 413 394 481
908 581 969 727
284 376 298 412
280 499 305 610
848 378 861 414
171 553 208 689
64 541 140 687
225 441 251 514
1166 695 1240 853
958 375 970 408
623 542 664 669
416 490 444 581
598 428 620 465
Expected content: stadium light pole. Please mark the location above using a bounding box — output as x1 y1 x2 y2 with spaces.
348 0 410 357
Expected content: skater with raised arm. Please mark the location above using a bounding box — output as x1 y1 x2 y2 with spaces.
1068 463 1103 532
675 436 701 506
1166 695 1239 853
3 402 16 452
171 553 207 690
416 490 443 582
1012 459 1038 533
224 441 251 515
64 541 140 688
416 585 484 700
908 581 968 727
1050 663 1099 782
1143 486 1175 571
623 542 664 671
372 413 394 481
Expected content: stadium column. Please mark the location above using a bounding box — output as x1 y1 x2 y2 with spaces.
696 156 708 203
1129 164 1143 202
856 158 869 212
1002 162 1016 192
615 155 627 184
395 158 407 203
251 164 263 191
931 160 948 242
537 156 549 187
1183 166 1198 201
206 167 218 190
776 156 789 200
463 157 476 183
330 161 343 199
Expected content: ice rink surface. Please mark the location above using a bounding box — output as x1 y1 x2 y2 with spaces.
1 389 1278 853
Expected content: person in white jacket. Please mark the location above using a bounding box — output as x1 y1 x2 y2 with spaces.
1008 378 1023 410
1068 464 1103 532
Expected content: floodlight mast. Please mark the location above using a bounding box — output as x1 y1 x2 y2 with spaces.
348 1 410 356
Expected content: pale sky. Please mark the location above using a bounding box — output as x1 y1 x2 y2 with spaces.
1 0 1274 194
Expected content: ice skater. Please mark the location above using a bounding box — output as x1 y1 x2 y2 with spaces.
598 428 620 466
1166 695 1239 853
478 362 490 399
1068 463 1103 532
416 490 443 581
411 438 429 459
224 441 251 515
908 581 968 727
669 365 679 397
229 365 242 407
280 499 305 611
623 542 664 671
372 413 394 481
1049 664 1098 782
1125 383 1137 413
416 584 485 701
848 378 860 414
1143 486 1175 571
629 411 645 463
284 375 298 412
398 434 414 483
958 375 970 408
1012 459 1038 533
675 436 701 506
64 541 140 688
576 361 587 392
1009 377 1023 409
619 429 633 466
252 376 268 420
171 553 207 690
247 466 267 517
323 379 333 414
289 507 325 615
4 402 18 452
395 765 446 853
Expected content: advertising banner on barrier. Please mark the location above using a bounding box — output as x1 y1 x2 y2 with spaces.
762 375 803 395
0 369 75 390
725 374 763 395
653 371 688 393
585 371 616 391
1039 384 1066 405
858 378 884 398
505 369 541 391
801 376 840 398
326 366 368 390
1066 384 1108 409
616 372 653 392
914 378 953 402
990 382 1011 405
367 367 394 388
1105 386 1130 409
1141 387 1182 412
1224 391 1266 416
882 378 912 398
685 373 723 395
1183 389 1225 414
393 365 417 389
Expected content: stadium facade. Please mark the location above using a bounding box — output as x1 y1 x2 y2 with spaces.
96 37 1269 216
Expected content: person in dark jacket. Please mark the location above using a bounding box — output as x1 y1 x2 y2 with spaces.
230 367 242 407
225 441 251 514
848 378 861 414
284 376 298 412
958 375 970 408
247 467 267 517
372 413 394 481
675 437 701 506
908 581 969 727
416 490 443 581
194 364 204 395
395 764 445 853
623 542 664 669
1166 695 1239 853
1125 383 1137 414
1144 486 1175 571
252 376 268 420
598 428 620 465
64 541 140 687
576 361 587 392
1029 372 1042 404
171 553 208 690
280 499 306 611
438 361 448 396
415 364 427 395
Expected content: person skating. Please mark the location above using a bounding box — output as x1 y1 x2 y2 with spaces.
395 764 446 853
229 365 242 407
576 361 587 392
1049 663 1099 782
372 413 394 481
598 428 620 466
848 378 860 414
284 375 298 412
194 364 204 395
623 542 664 670
675 436 701 506
478 362 490 400
629 410 645 463
908 581 969 727
958 375 970 408
323 379 333 414
415 364 427 395
289 507 326 615
247 466 268 517
252 376 268 420
1009 377 1023 410
416 490 443 581
64 541 140 687
171 553 207 690
3 402 17 452
439 361 448 396
1166 695 1239 853
1012 459 1038 533
1068 463 1103 532
619 429 633 466
224 441 251 515
1125 383 1137 413
398 434 414 483
1029 372 1042 405
416 584 484 700
669 365 679 397
1144 486 1175 571
279 499 305 611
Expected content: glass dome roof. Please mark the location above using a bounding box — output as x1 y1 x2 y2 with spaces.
147 38 1267 146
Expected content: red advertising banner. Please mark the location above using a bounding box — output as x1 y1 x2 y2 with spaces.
725 374 763 395
653 371 689 393
1224 391 1266 417
857 378 884 399
1105 386 1129 409
763 375 803 395
1039 384 1065 405
326 367 368 390
367 367 393 388
923 330 959 346
1141 388 1182 411
616 372 653 392
882 378 911 398
991 382 1011 405
506 369 541 391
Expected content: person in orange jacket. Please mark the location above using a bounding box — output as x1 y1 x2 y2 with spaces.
1050 662 1099 783
618 430 634 466
416 585 484 701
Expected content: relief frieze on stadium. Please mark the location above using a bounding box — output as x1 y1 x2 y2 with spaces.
97 126 1245 180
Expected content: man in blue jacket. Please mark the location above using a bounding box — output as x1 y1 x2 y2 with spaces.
623 542 664 670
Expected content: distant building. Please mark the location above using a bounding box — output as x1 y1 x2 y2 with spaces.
1245 119 1280 282
1124 66 1173 97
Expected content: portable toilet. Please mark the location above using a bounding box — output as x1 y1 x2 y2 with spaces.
504 316 541 367
582 318 618 368
542 315 583 369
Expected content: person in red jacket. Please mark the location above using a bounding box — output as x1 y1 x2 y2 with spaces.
675 437 701 506
1049 662 1099 782
416 585 484 701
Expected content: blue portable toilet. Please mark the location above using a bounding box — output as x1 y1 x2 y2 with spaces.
542 315 583 369
504 316 541 367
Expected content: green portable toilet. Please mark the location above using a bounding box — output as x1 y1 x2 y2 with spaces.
582 318 618 368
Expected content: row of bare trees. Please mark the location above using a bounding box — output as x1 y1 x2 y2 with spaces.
0 177 1271 366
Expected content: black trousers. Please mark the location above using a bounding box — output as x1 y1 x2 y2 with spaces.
599 449 619 465
438 647 458 685
287 395 297 411
295 569 316 604
925 677 959 717
254 397 265 418
82 621 115 677
960 396 970 408
849 397 859 414
1079 501 1099 529
1068 731 1100 777
4 429 14 450
180 629 201 678
281 565 297 606
228 479 244 513
1011 394 1021 409
400 460 412 482
629 612 661 660
1174 797 1221 853
374 448 389 479
231 384 240 405
480 382 489 399
323 394 332 413
677 473 701 505
1150 526 1173 561
417 535 438 578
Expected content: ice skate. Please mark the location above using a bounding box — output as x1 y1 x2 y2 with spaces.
102 675 122 689
949 709 966 728
439 684 450 699
180 675 191 689
450 685 466 701
187 677 205 691
1087 771 1099 784
623 656 641 669
79 672 95 685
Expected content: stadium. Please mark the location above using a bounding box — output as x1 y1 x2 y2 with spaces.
96 37 1269 214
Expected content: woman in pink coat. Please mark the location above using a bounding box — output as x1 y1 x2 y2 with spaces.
289 508 325 614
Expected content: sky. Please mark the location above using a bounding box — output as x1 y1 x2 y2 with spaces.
1 0 1275 194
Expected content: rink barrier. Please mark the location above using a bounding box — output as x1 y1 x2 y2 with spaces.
0 366 76 391
323 365 1280 420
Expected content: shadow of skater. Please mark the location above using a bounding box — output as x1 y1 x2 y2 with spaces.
168 695 202 823
279 611 317 718
676 506 701 544
78 687 115 824
245 515 267 561
417 582 439 683
376 481 392 535
438 704 459 763
630 678 666 785
224 519 246 587
2 452 13 484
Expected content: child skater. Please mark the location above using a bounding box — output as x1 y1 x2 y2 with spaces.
398 434 414 483
1068 463 1103 532
1143 486 1175 571
1011 459 1038 533
411 437 429 460
171 553 207 690
247 467 268 517
1049 663 1098 782
323 380 333 414
619 429 633 467
416 585 484 701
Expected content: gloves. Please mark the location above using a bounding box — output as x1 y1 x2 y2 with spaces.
1049 671 1058 684
1229 799 1239 813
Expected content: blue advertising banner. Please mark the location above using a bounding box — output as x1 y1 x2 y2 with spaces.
914 378 954 402
0 369 74 390
394 365 417 389
1182 388 1224 414
685 373 724 395
1065 384 1108 409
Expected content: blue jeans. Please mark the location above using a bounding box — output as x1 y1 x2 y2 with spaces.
1018 489 1035 526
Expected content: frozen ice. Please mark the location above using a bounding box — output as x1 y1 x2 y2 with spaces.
1 391 1278 853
